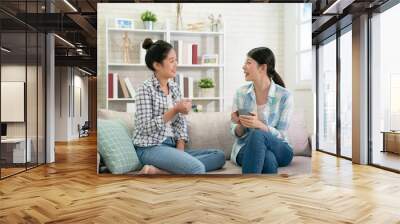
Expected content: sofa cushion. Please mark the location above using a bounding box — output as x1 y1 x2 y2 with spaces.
186 112 235 159
98 119 141 174
98 109 135 138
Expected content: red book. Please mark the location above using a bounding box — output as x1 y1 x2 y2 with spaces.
192 44 198 64
108 73 113 98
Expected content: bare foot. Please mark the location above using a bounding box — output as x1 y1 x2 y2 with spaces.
139 165 170 175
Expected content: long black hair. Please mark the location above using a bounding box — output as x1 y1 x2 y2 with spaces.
247 47 285 88
142 38 173 71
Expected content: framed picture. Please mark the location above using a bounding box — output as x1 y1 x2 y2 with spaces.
115 18 134 29
201 54 219 65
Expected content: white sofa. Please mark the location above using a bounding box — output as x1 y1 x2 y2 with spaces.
98 109 312 175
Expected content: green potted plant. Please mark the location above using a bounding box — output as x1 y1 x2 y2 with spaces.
198 78 215 97
141 10 157 30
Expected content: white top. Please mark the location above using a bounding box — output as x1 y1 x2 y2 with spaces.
165 94 175 137
257 104 267 124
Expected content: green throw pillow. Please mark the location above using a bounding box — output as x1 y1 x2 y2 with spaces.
98 119 141 174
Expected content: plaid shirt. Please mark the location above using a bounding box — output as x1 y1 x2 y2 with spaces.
230 80 294 164
133 75 189 147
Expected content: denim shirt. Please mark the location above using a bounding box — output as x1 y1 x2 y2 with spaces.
133 75 188 147
230 80 294 164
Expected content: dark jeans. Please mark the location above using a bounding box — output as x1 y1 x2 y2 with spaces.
236 129 293 174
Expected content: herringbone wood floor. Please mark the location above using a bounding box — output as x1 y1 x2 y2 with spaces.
1 134 400 223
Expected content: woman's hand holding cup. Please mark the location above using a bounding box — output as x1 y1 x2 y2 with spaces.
174 99 192 115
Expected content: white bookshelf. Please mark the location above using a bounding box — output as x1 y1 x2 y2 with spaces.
105 18 225 112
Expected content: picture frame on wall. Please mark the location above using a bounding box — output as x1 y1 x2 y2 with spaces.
201 54 219 65
115 18 134 29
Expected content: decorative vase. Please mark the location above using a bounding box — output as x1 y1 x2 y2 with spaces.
198 88 214 98
143 21 153 30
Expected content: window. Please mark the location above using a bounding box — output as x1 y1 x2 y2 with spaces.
340 29 352 158
317 37 337 154
371 2 400 171
296 3 312 89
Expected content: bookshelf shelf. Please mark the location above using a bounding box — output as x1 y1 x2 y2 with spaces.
105 18 225 112
190 97 221 101
108 28 166 34
108 63 146 67
170 30 224 36
108 63 223 68
178 64 224 68
108 98 135 101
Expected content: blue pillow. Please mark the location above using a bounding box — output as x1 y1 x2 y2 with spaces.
98 119 141 174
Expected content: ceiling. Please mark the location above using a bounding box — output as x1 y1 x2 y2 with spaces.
0 0 395 75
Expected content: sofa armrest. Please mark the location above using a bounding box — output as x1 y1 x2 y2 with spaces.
97 152 100 174
306 136 312 157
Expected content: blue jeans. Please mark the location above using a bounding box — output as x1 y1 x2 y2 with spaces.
135 137 226 174
236 129 293 174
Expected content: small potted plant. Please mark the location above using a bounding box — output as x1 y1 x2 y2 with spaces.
141 10 157 30
198 78 215 97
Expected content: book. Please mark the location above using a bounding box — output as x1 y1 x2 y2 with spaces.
177 40 183 64
183 77 194 98
113 73 118 98
183 77 189 98
186 43 192 65
192 44 198 64
108 73 113 98
172 40 179 63
124 77 136 99
175 74 184 97
188 77 194 98
119 76 130 98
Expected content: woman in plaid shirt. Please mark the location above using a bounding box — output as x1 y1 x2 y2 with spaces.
133 38 225 174
230 47 294 174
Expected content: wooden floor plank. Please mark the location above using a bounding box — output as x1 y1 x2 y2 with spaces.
1 134 400 223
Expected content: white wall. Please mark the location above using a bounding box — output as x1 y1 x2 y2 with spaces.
283 4 315 136
55 67 89 141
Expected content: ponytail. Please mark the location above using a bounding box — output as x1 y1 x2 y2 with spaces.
269 70 285 88
247 47 286 88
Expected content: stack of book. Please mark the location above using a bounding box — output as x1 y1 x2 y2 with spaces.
175 74 194 98
108 73 136 99
172 40 199 65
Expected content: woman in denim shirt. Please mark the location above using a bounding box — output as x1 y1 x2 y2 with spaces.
230 47 294 174
133 38 225 174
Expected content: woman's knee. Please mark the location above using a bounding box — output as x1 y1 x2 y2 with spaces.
215 150 226 168
247 129 267 143
279 149 293 167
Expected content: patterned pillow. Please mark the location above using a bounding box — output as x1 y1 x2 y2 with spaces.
98 119 141 174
